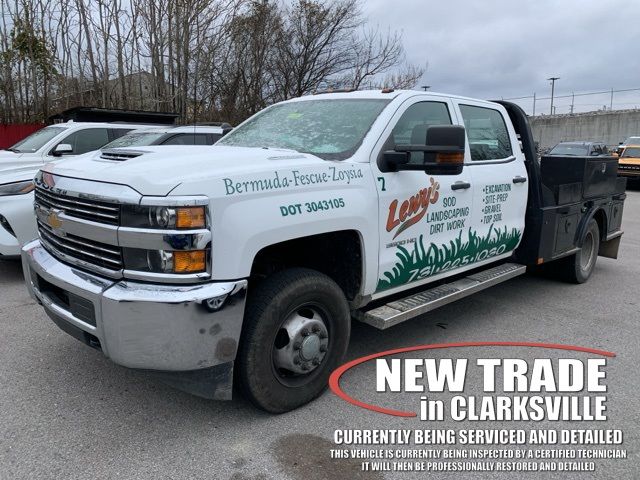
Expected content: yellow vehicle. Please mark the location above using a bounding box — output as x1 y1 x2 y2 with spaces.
618 145 640 178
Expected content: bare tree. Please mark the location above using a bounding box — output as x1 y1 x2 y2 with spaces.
0 0 426 124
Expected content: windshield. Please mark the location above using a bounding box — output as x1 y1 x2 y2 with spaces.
623 137 640 145
9 126 66 153
218 99 390 160
102 131 168 149
622 147 640 158
549 144 588 156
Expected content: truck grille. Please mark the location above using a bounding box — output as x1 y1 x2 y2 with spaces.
34 186 120 226
37 219 123 272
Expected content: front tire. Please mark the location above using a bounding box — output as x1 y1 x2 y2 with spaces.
237 268 351 413
558 219 600 283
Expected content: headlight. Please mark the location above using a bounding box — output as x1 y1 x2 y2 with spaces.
122 205 206 229
123 248 207 274
0 180 35 196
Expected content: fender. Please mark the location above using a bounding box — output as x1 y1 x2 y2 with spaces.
574 206 607 248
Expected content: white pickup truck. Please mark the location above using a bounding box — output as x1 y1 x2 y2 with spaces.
22 90 626 412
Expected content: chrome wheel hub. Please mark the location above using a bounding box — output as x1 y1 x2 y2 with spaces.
273 306 329 375
580 232 595 271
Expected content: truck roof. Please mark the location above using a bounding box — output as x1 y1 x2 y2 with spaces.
283 89 499 107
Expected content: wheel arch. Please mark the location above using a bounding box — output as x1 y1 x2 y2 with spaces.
576 206 607 247
250 229 366 304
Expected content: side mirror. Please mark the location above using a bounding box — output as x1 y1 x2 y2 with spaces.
383 125 466 175
52 143 73 156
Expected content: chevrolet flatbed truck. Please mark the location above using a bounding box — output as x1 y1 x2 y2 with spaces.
22 90 626 412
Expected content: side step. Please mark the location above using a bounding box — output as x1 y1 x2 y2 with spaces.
356 263 527 330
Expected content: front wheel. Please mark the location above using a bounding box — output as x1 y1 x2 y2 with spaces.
237 268 351 413
558 219 600 283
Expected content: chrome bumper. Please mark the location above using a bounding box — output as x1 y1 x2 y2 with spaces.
22 240 247 397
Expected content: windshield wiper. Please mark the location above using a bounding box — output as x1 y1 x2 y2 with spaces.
3 148 20 153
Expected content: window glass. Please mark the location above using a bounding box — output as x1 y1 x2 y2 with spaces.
162 133 211 145
622 147 640 157
10 126 66 153
549 144 588 156
57 128 110 155
109 128 134 141
218 99 390 160
102 131 168 148
391 102 452 164
459 105 513 161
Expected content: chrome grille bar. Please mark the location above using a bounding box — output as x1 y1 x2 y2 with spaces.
35 187 120 225
37 221 123 269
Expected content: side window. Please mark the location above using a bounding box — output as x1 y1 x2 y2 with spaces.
391 102 452 164
56 128 110 155
459 105 513 161
209 133 223 144
162 133 210 145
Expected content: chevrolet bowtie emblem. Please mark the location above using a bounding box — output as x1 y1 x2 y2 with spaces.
47 210 63 229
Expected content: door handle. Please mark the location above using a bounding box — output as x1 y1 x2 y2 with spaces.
513 176 527 184
451 181 471 191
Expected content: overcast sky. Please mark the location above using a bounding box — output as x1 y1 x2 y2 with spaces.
364 0 640 114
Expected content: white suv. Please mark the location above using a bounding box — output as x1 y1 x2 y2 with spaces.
0 122 156 171
0 122 155 258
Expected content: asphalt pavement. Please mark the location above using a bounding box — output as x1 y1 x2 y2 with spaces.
1 190 639 480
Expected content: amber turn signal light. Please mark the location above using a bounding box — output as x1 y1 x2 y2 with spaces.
176 207 206 228
436 152 464 164
173 250 206 273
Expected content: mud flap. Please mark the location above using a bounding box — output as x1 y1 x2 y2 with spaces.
599 234 622 259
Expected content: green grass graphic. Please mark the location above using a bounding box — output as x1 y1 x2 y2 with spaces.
377 224 522 291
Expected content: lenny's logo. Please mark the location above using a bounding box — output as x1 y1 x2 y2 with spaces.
386 178 439 239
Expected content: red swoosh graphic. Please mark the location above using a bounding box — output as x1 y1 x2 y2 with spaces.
392 206 428 239
328 341 616 417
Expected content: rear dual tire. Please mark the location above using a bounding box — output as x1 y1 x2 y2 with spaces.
557 219 600 284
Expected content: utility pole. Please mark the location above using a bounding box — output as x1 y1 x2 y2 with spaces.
547 77 560 115
610 88 614 110
532 92 536 116
571 92 574 114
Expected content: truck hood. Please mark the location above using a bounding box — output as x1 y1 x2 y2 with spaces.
0 164 40 184
43 145 324 196
0 150 43 171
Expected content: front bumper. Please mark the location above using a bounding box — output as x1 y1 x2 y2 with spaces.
22 240 247 399
0 192 37 257
617 165 640 177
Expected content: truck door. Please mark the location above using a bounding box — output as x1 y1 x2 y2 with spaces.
372 97 474 296
454 102 528 261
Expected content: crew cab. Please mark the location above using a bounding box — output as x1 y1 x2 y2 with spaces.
21 90 626 413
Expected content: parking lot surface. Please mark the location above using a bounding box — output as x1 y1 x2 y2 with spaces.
1 191 639 480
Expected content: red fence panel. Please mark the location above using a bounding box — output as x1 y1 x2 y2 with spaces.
0 124 45 149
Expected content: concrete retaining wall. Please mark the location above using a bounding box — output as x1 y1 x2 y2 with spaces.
529 109 640 150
